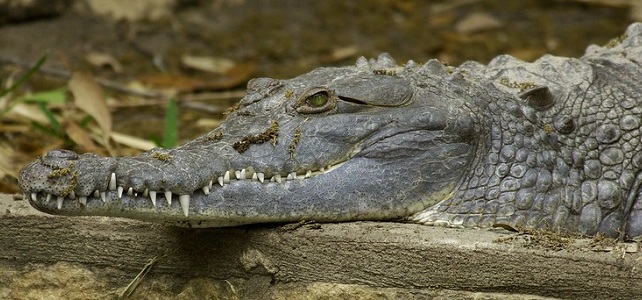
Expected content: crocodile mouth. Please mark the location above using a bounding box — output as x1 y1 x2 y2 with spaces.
27 160 348 219
24 122 471 227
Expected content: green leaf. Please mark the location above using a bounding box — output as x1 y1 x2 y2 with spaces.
37 102 61 134
80 115 94 128
161 98 179 148
31 121 58 136
21 88 68 104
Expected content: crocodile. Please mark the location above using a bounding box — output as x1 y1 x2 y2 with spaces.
18 23 642 239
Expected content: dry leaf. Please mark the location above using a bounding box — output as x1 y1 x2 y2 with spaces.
110 131 156 151
64 121 106 155
139 62 254 92
6 103 51 124
68 72 112 136
85 52 124 73
210 62 255 90
320 46 359 64
181 55 235 74
455 12 503 34
0 140 16 178
138 73 209 91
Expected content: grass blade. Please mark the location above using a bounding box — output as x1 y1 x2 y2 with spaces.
161 98 179 148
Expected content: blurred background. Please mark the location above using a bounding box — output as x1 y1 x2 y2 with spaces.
0 0 638 194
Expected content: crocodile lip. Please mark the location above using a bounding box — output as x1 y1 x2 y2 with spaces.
26 160 349 221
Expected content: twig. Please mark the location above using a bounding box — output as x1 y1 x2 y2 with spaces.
118 256 159 299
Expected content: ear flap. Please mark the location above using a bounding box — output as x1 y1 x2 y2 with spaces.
330 73 413 106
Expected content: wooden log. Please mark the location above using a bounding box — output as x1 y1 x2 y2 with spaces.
0 193 640 299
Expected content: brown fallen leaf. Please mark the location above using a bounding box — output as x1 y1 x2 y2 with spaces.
319 46 359 64
139 62 255 92
455 12 503 34
214 62 255 90
85 52 124 73
64 120 107 155
109 131 156 151
68 72 113 137
181 55 235 74
138 73 209 91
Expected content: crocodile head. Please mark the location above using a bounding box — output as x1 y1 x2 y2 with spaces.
19 54 483 227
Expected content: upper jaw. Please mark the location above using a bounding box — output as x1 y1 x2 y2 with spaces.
19 136 351 217
22 147 350 222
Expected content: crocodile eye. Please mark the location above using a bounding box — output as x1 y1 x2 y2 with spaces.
306 92 328 107
294 87 337 114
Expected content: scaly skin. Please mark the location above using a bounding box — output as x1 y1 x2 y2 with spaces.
19 23 642 239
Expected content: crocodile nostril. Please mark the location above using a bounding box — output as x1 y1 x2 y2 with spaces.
39 149 79 170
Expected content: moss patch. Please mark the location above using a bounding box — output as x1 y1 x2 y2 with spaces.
288 126 302 159
206 131 223 142
151 151 172 162
233 120 279 154
498 77 537 91
47 162 74 179
46 162 78 197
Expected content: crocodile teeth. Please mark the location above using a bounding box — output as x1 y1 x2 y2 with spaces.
224 171 231 183
143 188 149 197
69 191 76 199
271 174 282 183
218 176 224 186
202 185 210 195
179 195 190 217
149 191 157 206
93 190 100 198
56 196 64 210
100 192 106 202
208 180 213 189
31 193 37 201
127 187 133 196
165 191 172 205
257 172 264 183
109 173 117 190
238 169 247 180
79 196 87 206
305 170 312 178
117 186 124 199
45 194 51 203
